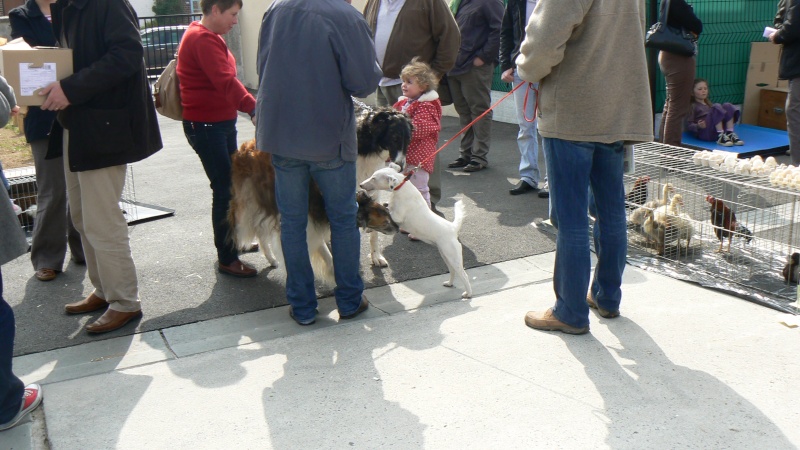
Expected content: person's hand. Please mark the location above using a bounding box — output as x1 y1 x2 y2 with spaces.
251 114 257 127
501 68 514 83
769 32 778 43
473 57 485 67
10 105 20 117
698 119 706 129
39 82 70 111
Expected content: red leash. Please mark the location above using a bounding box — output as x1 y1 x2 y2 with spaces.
410 81 539 171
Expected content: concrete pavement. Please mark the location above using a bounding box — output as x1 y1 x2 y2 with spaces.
3 252 800 449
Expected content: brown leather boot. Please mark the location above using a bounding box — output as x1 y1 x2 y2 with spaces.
65 293 108 314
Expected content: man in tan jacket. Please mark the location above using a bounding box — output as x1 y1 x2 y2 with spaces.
516 0 653 334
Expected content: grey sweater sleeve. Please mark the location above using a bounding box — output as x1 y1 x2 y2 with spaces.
0 75 17 128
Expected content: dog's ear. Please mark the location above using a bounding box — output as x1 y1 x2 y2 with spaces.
386 174 398 190
356 189 370 205
387 162 401 172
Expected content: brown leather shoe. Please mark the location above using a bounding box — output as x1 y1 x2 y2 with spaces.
85 309 143 334
34 268 58 282
586 293 620 319
218 259 257 278
339 295 369 320
524 308 589 335
65 293 109 315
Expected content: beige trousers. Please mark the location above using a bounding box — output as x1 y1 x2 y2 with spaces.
62 130 140 312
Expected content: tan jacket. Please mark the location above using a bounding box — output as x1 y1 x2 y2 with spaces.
515 0 653 144
363 0 460 78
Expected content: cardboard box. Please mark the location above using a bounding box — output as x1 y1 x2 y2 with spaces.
0 38 72 106
742 41 786 125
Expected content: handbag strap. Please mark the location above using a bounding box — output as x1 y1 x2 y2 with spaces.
659 0 672 24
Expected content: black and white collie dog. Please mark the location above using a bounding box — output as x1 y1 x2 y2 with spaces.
228 100 413 283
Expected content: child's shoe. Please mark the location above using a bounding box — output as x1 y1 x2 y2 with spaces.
727 132 744 146
717 133 733 147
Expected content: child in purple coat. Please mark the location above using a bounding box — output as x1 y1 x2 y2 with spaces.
686 78 743 147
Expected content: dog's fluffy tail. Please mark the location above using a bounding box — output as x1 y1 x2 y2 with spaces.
452 199 466 233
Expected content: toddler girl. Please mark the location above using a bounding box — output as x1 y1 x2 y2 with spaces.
393 58 442 208
686 78 743 147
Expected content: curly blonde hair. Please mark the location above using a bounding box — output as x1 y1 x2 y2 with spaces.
400 57 438 92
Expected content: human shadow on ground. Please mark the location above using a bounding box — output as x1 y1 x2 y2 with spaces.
260 293 479 448
561 317 794 447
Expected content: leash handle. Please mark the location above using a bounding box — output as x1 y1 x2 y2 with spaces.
522 82 539 123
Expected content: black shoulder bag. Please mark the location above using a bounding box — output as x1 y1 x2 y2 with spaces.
645 0 697 57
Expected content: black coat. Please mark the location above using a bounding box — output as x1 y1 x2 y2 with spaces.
9 0 59 143
47 0 162 171
775 0 800 80
663 0 703 36
498 0 526 73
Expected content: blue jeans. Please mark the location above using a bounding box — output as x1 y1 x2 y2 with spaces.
0 269 24 424
543 138 627 328
271 154 364 323
183 120 239 265
513 72 542 187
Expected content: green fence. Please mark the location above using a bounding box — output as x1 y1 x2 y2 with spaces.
492 0 779 113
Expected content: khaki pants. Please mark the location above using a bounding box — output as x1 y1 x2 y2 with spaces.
63 130 140 312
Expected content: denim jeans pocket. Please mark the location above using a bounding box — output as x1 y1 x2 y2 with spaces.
313 157 345 171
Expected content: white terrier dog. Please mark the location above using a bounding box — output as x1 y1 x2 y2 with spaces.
360 165 472 298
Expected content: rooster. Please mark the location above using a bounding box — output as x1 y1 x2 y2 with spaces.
783 253 800 284
625 175 650 210
630 182 674 226
705 195 753 253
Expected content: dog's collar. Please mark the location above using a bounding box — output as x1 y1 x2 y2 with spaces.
394 171 414 191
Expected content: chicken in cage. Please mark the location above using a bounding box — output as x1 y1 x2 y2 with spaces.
622 142 800 309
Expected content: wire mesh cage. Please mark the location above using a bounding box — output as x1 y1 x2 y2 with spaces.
6 165 139 241
624 142 800 310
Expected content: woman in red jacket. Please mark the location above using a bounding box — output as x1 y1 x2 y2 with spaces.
177 0 257 278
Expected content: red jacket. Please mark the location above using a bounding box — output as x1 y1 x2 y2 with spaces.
177 22 255 122
393 91 442 174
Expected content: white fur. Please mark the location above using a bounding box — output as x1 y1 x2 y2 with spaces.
360 166 472 298
358 152 393 267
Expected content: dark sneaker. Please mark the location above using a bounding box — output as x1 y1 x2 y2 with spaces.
727 132 744 146
463 161 486 172
586 293 620 319
447 157 469 168
717 133 733 147
0 384 43 431
524 308 589 335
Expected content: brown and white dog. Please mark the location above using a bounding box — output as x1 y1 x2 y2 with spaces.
228 101 412 283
